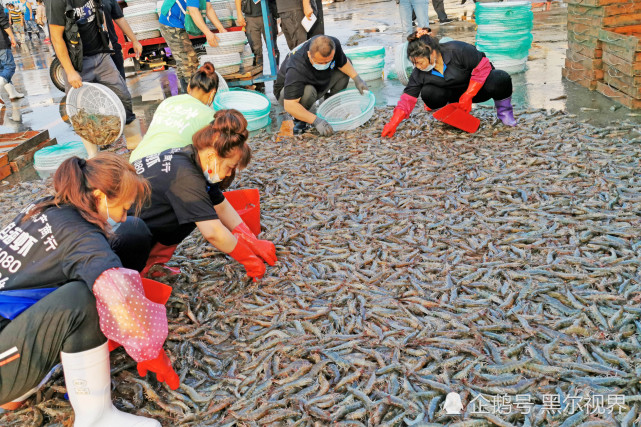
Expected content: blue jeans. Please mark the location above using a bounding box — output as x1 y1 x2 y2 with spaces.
24 20 38 38
399 0 429 39
0 49 16 83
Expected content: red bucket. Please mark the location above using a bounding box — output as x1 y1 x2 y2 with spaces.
225 189 261 235
107 278 172 352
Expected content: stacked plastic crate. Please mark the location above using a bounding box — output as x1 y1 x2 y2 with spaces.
597 4 641 109
563 0 639 92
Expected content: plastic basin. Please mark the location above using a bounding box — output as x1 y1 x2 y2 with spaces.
317 89 376 132
213 89 271 120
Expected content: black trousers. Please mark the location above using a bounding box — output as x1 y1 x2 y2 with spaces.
420 69 512 110
0 282 107 404
111 42 126 80
0 218 153 405
277 69 349 111
110 216 153 272
307 0 324 38
432 0 448 20
245 14 280 67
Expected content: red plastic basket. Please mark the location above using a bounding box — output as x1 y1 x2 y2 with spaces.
225 189 261 235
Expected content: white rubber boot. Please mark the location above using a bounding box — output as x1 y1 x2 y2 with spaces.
124 118 142 150
60 342 161 427
4 81 24 100
80 137 99 159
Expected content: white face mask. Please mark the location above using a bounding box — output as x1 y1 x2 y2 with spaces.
204 157 222 184
418 61 435 72
312 61 331 71
309 53 332 71
105 199 121 231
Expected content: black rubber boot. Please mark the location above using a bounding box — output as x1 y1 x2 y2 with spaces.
293 120 309 135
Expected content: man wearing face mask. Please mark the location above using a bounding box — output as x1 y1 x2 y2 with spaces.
273 35 369 136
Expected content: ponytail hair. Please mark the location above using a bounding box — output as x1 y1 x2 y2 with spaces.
192 109 251 168
189 62 219 94
24 153 150 233
407 28 441 61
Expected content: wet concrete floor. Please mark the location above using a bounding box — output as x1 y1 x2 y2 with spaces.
0 0 638 161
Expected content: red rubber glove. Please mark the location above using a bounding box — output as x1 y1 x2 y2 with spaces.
229 238 266 280
381 108 408 138
232 222 277 266
137 349 179 390
458 80 484 113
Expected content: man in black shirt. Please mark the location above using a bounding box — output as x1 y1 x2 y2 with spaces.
102 0 142 79
46 0 141 125
235 0 279 68
273 35 368 136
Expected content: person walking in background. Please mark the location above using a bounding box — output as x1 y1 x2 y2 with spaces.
235 0 280 68
103 0 143 79
20 0 38 41
35 0 48 43
306 0 323 38
398 0 428 39
159 0 227 93
432 0 453 23
7 4 24 45
0 4 23 100
276 0 308 49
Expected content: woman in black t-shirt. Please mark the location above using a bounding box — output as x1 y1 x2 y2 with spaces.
382 30 517 138
0 154 165 427
131 109 277 281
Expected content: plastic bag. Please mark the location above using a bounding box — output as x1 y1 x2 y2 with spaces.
93 268 168 362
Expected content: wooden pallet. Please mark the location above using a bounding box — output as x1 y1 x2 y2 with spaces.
0 153 9 180
0 130 55 180
9 138 57 173
566 0 636 8
222 64 264 81
0 130 50 161
568 41 603 59
562 67 600 90
597 81 641 109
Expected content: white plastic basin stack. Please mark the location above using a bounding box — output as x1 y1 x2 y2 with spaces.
475 1 533 74
123 1 162 40
209 0 236 28
394 42 413 86
199 52 242 75
344 46 386 82
240 43 255 70
34 141 88 180
216 71 229 92
203 31 248 74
